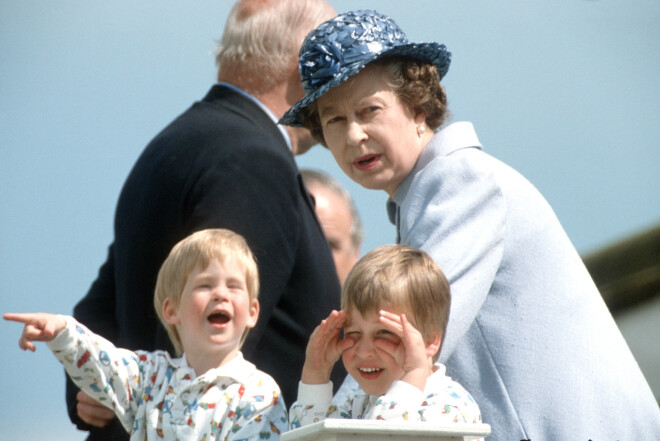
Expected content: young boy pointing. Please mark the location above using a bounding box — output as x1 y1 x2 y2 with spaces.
5 229 287 440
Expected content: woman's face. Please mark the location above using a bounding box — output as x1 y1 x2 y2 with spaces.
316 64 429 197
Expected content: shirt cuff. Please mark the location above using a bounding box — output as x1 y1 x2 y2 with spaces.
46 315 77 352
297 381 334 405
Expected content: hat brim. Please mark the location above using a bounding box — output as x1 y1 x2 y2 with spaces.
280 42 450 127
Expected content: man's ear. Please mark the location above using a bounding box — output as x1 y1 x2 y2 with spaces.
246 298 260 329
425 331 442 359
162 298 179 325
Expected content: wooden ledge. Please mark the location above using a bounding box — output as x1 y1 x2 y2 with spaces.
281 419 491 441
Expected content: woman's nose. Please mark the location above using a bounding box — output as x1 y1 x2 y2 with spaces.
346 121 367 147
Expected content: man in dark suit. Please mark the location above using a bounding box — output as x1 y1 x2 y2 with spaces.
66 1 342 438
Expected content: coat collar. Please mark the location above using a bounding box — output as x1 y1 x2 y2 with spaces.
387 122 482 225
204 83 293 151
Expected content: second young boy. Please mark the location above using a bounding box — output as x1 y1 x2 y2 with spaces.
289 244 481 426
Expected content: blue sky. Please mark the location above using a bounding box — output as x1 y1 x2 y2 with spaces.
1 1 658 438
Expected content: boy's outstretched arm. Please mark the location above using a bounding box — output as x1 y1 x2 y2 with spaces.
301 310 354 385
4 312 67 352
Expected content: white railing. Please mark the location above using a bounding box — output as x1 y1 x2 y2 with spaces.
281 419 491 441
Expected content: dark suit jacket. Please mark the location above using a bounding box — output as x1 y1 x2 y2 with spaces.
67 84 344 439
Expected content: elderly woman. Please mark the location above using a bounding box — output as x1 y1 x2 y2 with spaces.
281 10 660 441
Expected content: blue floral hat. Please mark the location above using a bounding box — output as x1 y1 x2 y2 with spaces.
280 9 451 126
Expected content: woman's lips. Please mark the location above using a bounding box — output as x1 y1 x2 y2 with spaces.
354 154 380 171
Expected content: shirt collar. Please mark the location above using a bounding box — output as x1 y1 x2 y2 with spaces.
184 351 256 384
217 82 293 151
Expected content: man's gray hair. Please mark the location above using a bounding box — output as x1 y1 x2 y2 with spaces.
215 0 332 95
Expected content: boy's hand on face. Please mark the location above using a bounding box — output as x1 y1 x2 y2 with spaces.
375 310 432 392
3 312 67 352
302 310 354 384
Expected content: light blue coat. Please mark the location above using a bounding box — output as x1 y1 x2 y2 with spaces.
387 122 660 440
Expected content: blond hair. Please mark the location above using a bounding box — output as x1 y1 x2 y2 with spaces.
154 229 259 355
341 244 450 361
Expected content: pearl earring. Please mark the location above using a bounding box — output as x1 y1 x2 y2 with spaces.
417 125 425 136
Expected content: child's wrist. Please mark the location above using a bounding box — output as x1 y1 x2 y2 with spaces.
400 367 430 392
54 315 67 336
301 366 332 385
47 315 74 351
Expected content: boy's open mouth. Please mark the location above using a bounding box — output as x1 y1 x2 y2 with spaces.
208 312 230 325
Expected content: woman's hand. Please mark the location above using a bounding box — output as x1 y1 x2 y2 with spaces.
301 310 354 384
3 312 67 351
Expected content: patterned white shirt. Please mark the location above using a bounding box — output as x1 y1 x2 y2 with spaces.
48 316 287 440
289 363 481 428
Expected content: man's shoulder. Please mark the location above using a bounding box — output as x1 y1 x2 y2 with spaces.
158 91 280 142
135 87 290 165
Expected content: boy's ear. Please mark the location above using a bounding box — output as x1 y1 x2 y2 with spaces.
162 298 179 325
246 298 260 329
425 331 442 359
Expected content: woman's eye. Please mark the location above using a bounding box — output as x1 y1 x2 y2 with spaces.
362 106 380 116
325 116 343 125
